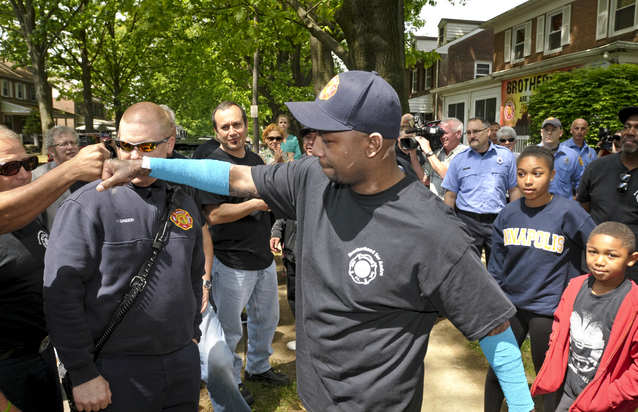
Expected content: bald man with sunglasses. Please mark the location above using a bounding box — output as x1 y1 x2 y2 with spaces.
0 125 107 412
44 102 206 411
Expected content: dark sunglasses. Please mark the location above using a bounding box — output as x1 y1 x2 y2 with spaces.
499 137 516 143
0 156 39 176
267 136 283 142
115 137 170 152
618 173 632 195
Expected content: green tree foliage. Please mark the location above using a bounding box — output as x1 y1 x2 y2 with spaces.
526 64 638 144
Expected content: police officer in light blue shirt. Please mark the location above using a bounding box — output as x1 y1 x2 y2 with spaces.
538 117 584 199
561 118 597 167
442 116 520 264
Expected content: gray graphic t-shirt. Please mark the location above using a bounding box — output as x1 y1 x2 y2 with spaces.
565 277 630 398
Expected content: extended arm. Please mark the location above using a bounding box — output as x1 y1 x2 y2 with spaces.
417 137 449 180
201 223 213 313
98 158 260 199
0 144 107 234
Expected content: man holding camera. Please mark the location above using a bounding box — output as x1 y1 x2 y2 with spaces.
577 106 638 282
561 118 597 167
418 117 468 199
395 125 426 182
442 117 520 264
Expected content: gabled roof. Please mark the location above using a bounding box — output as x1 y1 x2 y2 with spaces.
0 61 34 82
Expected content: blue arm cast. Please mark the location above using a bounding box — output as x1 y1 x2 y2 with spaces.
148 158 230 196
479 326 534 412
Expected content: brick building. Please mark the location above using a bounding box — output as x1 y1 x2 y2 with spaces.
409 0 638 142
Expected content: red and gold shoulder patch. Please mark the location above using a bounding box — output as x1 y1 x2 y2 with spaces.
171 209 193 230
319 75 340 100
578 156 584 166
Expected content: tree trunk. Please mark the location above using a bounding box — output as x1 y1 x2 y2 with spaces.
335 0 408 112
79 28 95 133
310 35 335 97
31 54 54 155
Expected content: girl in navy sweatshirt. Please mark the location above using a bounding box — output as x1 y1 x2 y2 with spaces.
484 146 596 412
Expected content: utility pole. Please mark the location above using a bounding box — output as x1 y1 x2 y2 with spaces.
251 11 260 153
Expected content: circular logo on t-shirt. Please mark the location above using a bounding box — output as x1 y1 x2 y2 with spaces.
347 247 384 285
37 230 48 248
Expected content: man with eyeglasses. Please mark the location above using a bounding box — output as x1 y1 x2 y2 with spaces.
577 106 638 282
44 102 206 411
418 117 468 199
31 126 85 231
538 117 584 200
0 125 107 412
442 117 520 264
562 118 597 167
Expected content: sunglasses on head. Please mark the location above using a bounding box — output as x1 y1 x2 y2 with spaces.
0 156 39 176
115 137 170 152
499 137 516 143
267 136 283 142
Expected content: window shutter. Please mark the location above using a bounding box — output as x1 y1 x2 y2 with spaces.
596 0 609 40
536 16 545 53
524 21 532 57
504 29 512 63
562 5 571 45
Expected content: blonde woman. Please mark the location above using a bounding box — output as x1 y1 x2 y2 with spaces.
259 124 293 165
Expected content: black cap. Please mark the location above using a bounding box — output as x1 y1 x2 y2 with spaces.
619 106 638 124
299 127 316 138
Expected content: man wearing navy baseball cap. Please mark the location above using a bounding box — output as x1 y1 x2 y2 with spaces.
98 71 535 412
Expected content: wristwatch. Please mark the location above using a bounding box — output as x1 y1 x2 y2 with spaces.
425 150 435 158
203 280 212 290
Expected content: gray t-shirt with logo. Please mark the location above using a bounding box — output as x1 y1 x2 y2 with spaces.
252 156 516 412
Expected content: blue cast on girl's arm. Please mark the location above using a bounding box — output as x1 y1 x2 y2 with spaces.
479 326 534 412
146 157 230 196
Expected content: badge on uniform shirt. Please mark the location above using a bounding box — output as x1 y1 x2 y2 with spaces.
497 157 503 165
565 157 570 165
578 156 583 166
171 209 193 230
588 153 592 159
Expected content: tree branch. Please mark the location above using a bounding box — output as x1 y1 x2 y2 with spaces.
284 0 352 69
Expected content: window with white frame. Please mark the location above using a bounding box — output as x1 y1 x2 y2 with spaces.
438 26 445 46
475 62 492 78
448 102 465 125
538 6 571 54
16 83 24 100
613 0 636 33
412 69 419 93
30 86 36 101
1 80 11 97
424 66 433 89
513 24 526 62
475 98 497 123
506 21 532 64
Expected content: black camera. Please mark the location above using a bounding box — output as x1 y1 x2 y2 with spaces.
598 127 621 151
400 118 445 151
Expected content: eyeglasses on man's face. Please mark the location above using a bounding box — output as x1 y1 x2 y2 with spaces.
116 137 170 152
464 127 488 137
499 137 515 143
0 156 39 176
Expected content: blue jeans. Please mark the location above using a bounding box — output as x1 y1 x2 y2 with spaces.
212 257 279 383
199 302 250 412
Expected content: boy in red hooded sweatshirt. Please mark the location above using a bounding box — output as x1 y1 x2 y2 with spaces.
532 221 638 411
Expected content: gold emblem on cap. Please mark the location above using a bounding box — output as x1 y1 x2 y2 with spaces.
319 75 340 100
